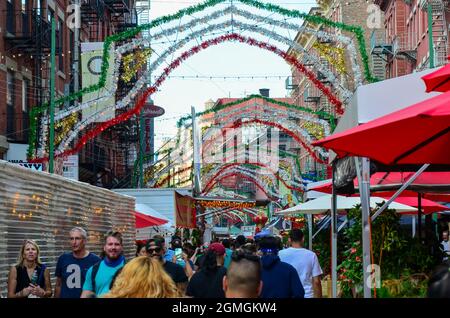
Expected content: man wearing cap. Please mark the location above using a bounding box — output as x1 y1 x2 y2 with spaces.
147 237 188 295
186 243 227 298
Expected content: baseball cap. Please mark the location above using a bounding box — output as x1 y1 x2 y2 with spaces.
208 242 225 256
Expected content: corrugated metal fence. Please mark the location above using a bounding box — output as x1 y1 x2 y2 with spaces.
0 160 135 297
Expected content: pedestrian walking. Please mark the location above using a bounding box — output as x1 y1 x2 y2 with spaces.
7 239 52 298
258 236 304 298
136 241 148 257
439 230 450 262
81 231 126 298
223 250 262 298
103 256 180 298
54 227 100 298
147 237 189 295
186 242 227 298
221 239 233 269
278 229 323 298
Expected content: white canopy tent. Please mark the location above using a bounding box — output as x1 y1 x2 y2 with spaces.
135 203 174 241
275 194 417 215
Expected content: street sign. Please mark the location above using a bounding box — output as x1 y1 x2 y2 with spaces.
143 105 165 118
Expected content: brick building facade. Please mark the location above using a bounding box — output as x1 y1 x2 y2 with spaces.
372 0 449 78
0 0 139 188
287 0 383 177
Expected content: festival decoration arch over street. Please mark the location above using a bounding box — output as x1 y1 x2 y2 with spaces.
28 0 375 161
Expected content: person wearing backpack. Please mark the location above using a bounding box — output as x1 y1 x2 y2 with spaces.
81 231 126 298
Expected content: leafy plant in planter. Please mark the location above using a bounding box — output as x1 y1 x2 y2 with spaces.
338 204 409 297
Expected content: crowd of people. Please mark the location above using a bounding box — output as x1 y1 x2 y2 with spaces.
7 226 450 298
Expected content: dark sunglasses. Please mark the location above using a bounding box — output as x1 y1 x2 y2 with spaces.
147 247 162 254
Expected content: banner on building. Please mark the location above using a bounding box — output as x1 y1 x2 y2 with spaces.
6 143 44 171
174 191 196 229
81 42 115 123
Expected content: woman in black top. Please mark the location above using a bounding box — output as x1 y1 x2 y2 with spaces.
186 243 227 298
7 239 52 298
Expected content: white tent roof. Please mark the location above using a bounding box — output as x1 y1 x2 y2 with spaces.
275 194 417 215
135 203 170 222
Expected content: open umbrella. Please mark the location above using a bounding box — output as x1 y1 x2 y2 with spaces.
135 211 168 228
422 63 450 93
312 91 450 165
275 194 417 215
135 203 169 221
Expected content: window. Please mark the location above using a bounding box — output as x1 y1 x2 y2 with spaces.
7 71 14 106
7 71 15 136
47 8 53 23
21 0 27 12
22 80 28 112
6 0 15 33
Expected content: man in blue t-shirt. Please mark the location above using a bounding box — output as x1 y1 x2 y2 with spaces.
55 227 101 298
81 231 125 298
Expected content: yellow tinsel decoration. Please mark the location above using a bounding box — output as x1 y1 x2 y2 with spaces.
55 113 78 146
121 48 152 83
303 121 325 140
312 42 347 75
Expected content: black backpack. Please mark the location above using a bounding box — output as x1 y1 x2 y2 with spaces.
90 259 126 293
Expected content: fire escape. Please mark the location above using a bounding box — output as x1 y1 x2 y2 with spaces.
4 5 51 142
372 0 448 73
422 0 448 67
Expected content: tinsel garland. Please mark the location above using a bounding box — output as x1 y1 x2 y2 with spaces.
313 42 347 75
204 101 331 135
31 34 334 162
303 121 326 140
153 166 193 188
55 113 79 145
201 116 328 162
202 171 281 200
178 94 336 130
28 0 376 158
203 163 305 193
147 9 358 97
121 48 152 83
37 21 346 156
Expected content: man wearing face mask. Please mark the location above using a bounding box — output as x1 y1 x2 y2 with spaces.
147 237 188 295
81 231 126 298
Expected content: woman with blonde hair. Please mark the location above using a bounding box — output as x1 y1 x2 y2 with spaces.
7 239 52 298
103 256 180 298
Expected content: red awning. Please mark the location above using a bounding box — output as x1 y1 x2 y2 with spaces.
313 91 450 165
422 63 450 93
135 211 168 229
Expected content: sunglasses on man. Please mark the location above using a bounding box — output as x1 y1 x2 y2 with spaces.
147 247 162 254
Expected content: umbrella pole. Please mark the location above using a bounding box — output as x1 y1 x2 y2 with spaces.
308 214 313 250
356 157 372 298
331 164 338 298
418 193 422 240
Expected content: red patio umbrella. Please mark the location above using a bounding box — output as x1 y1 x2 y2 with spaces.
376 196 448 215
422 63 450 93
135 211 168 229
310 172 450 203
312 91 450 165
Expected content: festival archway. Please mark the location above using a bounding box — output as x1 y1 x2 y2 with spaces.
28 0 376 160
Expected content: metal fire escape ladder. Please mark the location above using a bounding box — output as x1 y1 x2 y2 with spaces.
429 0 448 66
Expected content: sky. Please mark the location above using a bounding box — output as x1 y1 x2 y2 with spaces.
145 0 318 149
